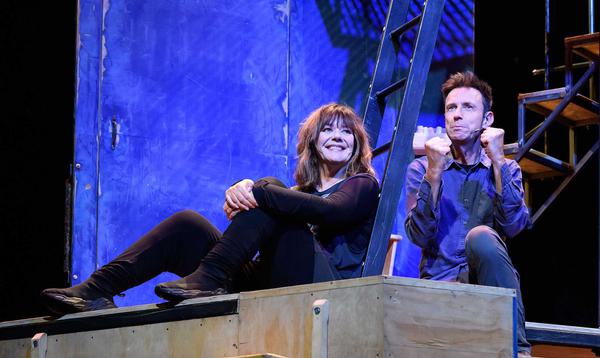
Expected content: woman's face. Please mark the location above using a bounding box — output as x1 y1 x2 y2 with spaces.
316 119 355 169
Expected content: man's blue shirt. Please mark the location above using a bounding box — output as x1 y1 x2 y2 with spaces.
404 149 529 280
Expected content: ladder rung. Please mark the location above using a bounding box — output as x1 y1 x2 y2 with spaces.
372 141 391 157
390 14 422 43
375 78 406 99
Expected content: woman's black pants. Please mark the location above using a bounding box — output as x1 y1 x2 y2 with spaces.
83 181 336 298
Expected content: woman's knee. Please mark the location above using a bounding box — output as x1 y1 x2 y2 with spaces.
231 206 274 224
169 209 205 226
254 176 288 188
465 225 501 260
167 210 221 241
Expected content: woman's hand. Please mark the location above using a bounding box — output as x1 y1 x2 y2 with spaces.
223 201 241 220
225 179 258 211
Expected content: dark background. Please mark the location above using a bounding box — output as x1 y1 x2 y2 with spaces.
474 1 599 327
1 0 598 327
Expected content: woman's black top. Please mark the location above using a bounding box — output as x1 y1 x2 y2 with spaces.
252 173 379 279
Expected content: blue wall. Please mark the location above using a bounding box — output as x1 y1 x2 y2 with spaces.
73 0 473 306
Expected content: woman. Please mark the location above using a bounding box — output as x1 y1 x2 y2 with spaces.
42 103 379 315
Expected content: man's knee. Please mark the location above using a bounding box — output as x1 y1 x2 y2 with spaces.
465 225 501 261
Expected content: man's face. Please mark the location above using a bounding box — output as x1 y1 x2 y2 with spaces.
444 87 491 144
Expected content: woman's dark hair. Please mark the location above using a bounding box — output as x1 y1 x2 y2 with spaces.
294 103 375 191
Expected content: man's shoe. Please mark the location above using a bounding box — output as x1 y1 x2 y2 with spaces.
41 288 117 316
154 283 228 301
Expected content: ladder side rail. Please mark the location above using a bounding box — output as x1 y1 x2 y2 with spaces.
362 0 446 277
362 0 411 148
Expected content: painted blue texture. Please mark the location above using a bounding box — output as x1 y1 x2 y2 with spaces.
71 0 104 285
73 0 473 306
96 0 289 306
288 0 387 181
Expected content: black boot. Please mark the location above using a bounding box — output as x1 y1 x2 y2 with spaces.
41 282 116 316
154 263 230 301
40 256 133 316
42 210 224 314
155 207 281 301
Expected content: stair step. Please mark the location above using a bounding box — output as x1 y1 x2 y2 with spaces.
504 143 572 179
526 321 600 349
565 32 600 62
518 87 599 127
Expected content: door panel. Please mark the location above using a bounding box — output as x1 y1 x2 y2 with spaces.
76 0 289 306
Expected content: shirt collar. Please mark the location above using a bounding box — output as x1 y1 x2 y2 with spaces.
444 146 492 170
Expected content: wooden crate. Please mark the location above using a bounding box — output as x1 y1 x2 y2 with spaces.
0 276 515 357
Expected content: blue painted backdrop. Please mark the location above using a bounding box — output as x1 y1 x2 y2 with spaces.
73 0 473 307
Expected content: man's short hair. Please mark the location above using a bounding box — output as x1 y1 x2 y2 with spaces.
441 71 493 113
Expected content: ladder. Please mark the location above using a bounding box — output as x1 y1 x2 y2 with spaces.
360 0 445 276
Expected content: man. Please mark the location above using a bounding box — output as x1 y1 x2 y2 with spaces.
404 71 531 356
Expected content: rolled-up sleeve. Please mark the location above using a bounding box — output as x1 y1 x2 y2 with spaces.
493 160 530 238
404 159 441 248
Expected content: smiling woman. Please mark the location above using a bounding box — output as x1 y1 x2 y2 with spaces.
316 121 355 177
41 103 380 315
295 103 375 193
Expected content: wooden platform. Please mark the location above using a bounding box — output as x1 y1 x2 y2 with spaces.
0 276 516 357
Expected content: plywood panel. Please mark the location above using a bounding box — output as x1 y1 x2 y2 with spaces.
45 314 238 358
383 282 514 357
238 280 384 358
382 346 506 358
0 337 30 358
236 277 513 357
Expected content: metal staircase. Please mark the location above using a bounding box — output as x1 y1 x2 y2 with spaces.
507 32 600 352
504 32 599 225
